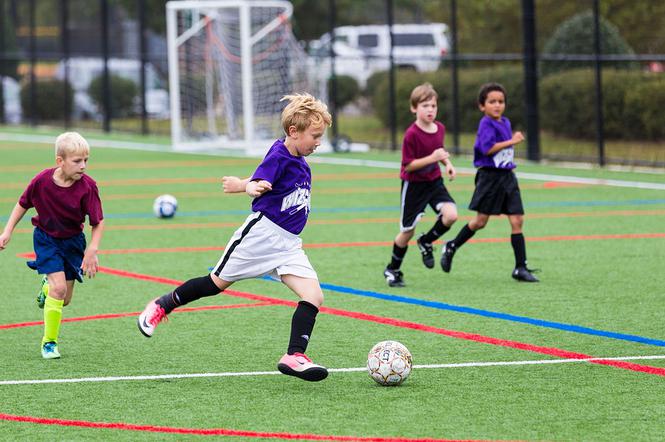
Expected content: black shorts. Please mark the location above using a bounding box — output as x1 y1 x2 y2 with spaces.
468 168 524 215
400 178 455 231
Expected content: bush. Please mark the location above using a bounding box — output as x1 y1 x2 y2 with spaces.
88 74 137 118
540 68 664 140
625 78 665 140
328 75 360 108
363 71 389 98
541 10 638 77
20 79 74 121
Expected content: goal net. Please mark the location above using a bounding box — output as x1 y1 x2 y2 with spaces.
166 0 326 155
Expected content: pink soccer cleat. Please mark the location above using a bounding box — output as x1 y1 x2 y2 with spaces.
277 352 328 382
137 298 168 337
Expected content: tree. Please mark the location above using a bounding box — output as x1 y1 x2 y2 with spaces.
116 0 168 34
1 4 19 79
541 10 637 76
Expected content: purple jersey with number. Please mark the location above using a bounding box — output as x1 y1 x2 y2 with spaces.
400 121 445 182
19 168 104 239
251 139 311 235
473 116 516 170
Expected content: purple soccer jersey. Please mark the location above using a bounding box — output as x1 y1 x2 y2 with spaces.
400 121 445 182
251 139 311 235
473 116 516 170
19 168 104 239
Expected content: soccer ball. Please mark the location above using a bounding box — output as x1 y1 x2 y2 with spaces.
367 340 412 386
153 194 178 218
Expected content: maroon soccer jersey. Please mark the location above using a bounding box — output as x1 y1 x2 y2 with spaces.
19 168 104 238
400 121 445 182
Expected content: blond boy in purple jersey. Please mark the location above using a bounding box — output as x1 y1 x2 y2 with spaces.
137 93 332 381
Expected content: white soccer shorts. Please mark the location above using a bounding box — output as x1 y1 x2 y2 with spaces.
211 212 318 282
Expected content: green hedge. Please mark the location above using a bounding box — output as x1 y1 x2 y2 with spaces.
20 79 74 121
539 69 663 140
624 78 665 140
371 65 524 134
370 66 665 141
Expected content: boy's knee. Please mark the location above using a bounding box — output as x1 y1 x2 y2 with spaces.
304 289 324 309
48 284 67 300
443 213 458 226
471 218 488 230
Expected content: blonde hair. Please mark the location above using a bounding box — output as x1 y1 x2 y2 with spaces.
55 132 90 158
280 93 332 135
410 82 438 109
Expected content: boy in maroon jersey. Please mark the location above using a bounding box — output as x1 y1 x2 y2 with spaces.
383 82 458 287
0 132 104 358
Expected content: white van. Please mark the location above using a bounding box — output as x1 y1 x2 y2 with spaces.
308 23 449 86
54 58 169 119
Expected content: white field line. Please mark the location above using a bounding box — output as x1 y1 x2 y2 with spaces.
1 355 664 386
2 132 663 190
308 156 665 190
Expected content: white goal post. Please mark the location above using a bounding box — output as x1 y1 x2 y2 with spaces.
166 0 327 155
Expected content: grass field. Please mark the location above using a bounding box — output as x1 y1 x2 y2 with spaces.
0 130 664 441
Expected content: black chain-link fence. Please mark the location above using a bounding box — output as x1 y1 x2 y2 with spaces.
1 0 664 167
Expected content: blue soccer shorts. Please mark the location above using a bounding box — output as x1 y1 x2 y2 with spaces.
27 227 85 282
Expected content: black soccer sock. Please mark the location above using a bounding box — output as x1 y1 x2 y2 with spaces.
287 301 319 355
421 218 450 244
511 233 527 268
156 275 221 314
450 223 476 249
387 243 408 270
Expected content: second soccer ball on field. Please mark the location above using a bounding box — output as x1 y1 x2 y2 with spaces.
153 194 178 219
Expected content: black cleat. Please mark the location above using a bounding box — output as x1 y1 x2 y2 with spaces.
512 266 539 282
440 241 456 273
383 267 405 287
416 234 435 269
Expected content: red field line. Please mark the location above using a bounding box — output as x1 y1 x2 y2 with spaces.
0 159 259 174
1 182 596 203
0 302 274 330
92 266 665 378
14 231 664 260
0 413 484 442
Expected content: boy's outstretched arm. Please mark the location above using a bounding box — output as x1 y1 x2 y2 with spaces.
222 176 251 193
0 203 28 250
222 176 272 197
81 219 104 278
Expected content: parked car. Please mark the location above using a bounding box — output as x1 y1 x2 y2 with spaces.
308 23 450 87
1 76 22 124
54 58 170 119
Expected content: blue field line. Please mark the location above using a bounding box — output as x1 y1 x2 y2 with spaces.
4 199 665 223
290 278 665 347
526 199 665 208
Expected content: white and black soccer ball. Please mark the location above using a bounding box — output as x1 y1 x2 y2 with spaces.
153 194 178 219
367 340 412 386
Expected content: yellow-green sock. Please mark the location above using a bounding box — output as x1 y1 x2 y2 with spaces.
42 295 64 345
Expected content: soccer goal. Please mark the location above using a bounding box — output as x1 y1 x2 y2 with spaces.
166 0 326 155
